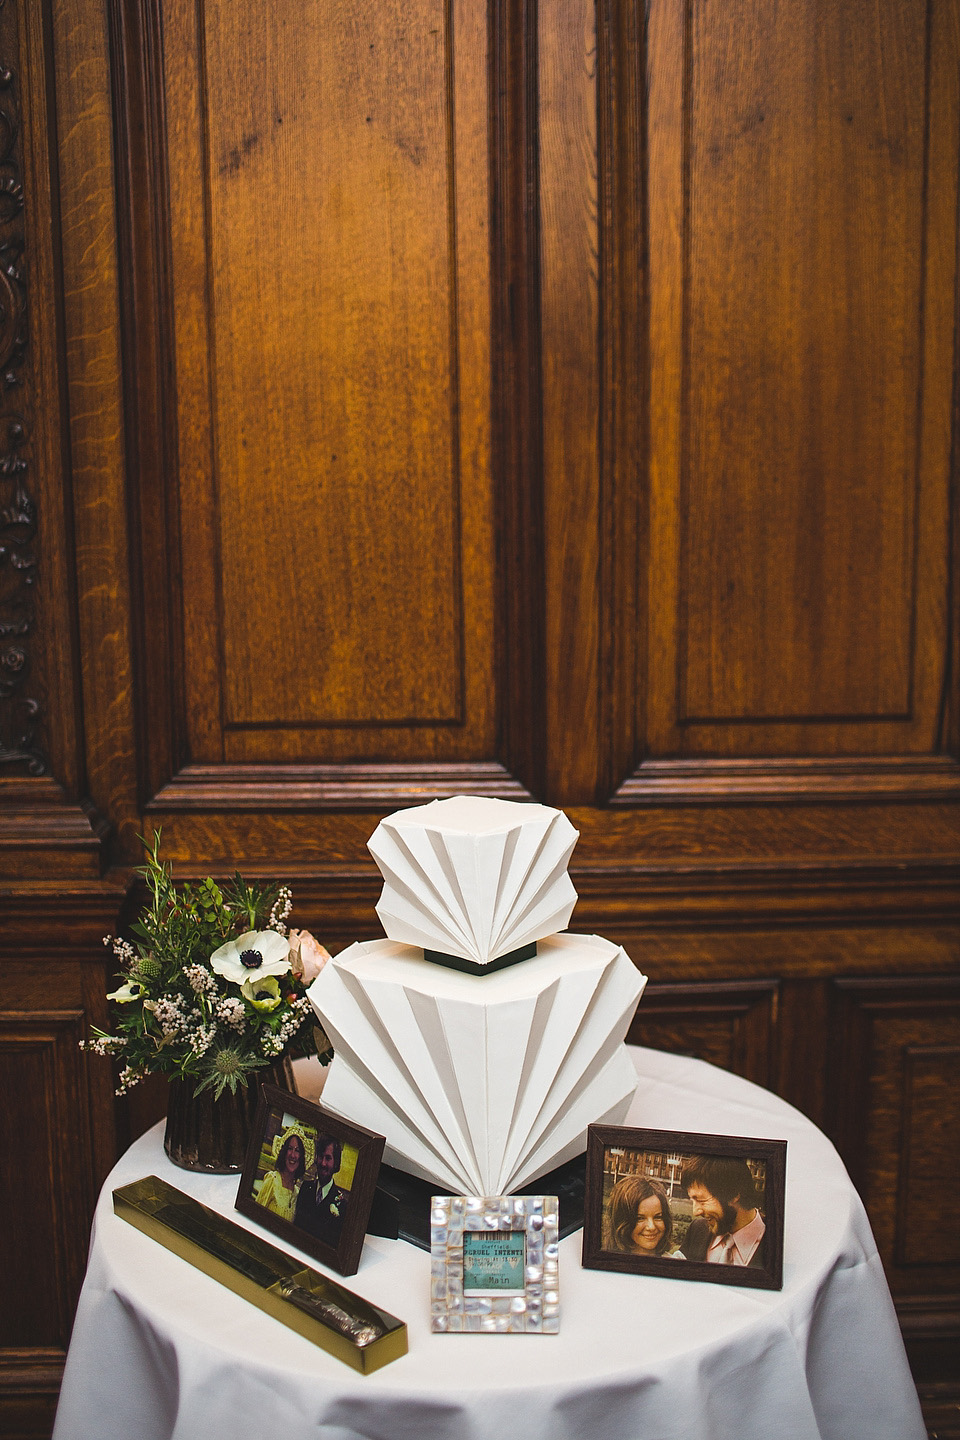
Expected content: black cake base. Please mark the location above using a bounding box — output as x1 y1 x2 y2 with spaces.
366 1152 587 1252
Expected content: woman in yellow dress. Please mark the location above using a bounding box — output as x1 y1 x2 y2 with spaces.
256 1124 312 1222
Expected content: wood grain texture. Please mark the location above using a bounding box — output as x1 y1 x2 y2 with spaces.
633 0 959 767
0 1012 89 1348
828 975 960 1297
626 979 777 1087
898 1046 960 1266
539 0 602 801
51 0 138 851
0 0 112 880
490 0 548 798
158 0 497 761
10 0 960 1422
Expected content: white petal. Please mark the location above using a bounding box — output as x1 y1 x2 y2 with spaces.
255 930 291 966
210 939 246 984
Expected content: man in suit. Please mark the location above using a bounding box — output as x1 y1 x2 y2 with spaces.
679 1156 766 1268
293 1135 349 1247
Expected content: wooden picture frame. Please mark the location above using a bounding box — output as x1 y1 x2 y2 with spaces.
235 1083 385 1277
582 1125 787 1291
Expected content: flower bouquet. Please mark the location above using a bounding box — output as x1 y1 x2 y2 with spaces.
85 833 333 1103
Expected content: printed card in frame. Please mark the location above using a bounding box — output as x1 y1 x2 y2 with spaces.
431 1195 560 1332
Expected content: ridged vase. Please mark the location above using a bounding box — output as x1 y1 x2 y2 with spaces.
163 1058 295 1173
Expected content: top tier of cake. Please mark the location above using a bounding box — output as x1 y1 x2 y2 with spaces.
368 795 579 970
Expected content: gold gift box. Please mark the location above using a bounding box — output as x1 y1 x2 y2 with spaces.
113 1176 408 1374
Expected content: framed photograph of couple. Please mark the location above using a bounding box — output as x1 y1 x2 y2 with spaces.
235 1084 385 1276
582 1125 787 1290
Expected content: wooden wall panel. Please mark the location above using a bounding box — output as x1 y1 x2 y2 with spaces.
129 0 517 800
3 0 957 1429
0 1012 89 1348
626 979 777 1089
205 1 467 732
681 0 928 728
829 976 960 1299
898 1045 960 1267
606 0 960 803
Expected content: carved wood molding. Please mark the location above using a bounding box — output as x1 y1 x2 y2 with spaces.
0 0 42 776
627 977 779 1088
0 777 114 879
827 975 960 1258
570 858 960 930
0 874 128 949
147 761 534 811
611 755 960 806
895 1293 960 1340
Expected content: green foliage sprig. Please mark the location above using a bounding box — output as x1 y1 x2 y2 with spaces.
83 832 331 1100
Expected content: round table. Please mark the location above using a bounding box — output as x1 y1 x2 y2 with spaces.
53 1047 925 1440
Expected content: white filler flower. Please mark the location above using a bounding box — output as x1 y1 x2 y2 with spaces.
210 929 291 987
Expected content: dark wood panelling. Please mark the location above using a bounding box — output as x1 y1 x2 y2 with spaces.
607 0 959 795
899 1046 960 1266
0 0 42 777
0 1012 89 1347
113 0 547 811
202 0 476 731
490 0 548 799
829 975 960 1298
0 1354 62 1440
146 0 504 765
52 0 138 851
539 0 602 803
0 892 124 1439
0 0 114 884
626 979 777 1088
8 0 959 1430
681 0 930 727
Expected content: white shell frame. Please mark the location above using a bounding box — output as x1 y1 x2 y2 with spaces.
431 1195 560 1334
368 796 579 968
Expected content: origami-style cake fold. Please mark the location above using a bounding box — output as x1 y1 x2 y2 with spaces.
368 795 578 968
306 795 647 1195
308 936 646 1194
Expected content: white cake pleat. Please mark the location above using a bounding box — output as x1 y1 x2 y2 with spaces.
510 1051 639 1189
307 935 646 1196
495 941 646 1190
311 942 486 1191
368 797 580 967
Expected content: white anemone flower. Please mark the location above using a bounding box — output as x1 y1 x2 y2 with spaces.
210 929 291 987
106 980 143 1003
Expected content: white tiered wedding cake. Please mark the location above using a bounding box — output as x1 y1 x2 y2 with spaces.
306 796 647 1195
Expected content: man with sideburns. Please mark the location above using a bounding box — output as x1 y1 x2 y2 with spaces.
679 1156 766 1267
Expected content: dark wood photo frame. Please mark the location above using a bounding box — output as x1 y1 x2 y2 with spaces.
235 1083 385 1277
582 1125 787 1291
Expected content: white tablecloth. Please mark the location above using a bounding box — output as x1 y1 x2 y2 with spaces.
54 1047 925 1440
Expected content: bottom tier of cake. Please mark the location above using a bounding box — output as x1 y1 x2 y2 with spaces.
306 933 647 1195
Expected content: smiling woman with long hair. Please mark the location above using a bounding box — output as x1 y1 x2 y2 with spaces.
256 1127 309 1222
606 1175 675 1256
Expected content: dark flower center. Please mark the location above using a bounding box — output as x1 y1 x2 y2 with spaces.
240 948 263 969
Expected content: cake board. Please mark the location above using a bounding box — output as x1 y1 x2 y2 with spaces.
366 1151 587 1252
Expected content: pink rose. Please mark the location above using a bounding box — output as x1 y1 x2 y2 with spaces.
288 928 331 984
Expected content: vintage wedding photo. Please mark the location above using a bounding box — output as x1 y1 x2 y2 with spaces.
582 1126 786 1291
235 1085 385 1276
